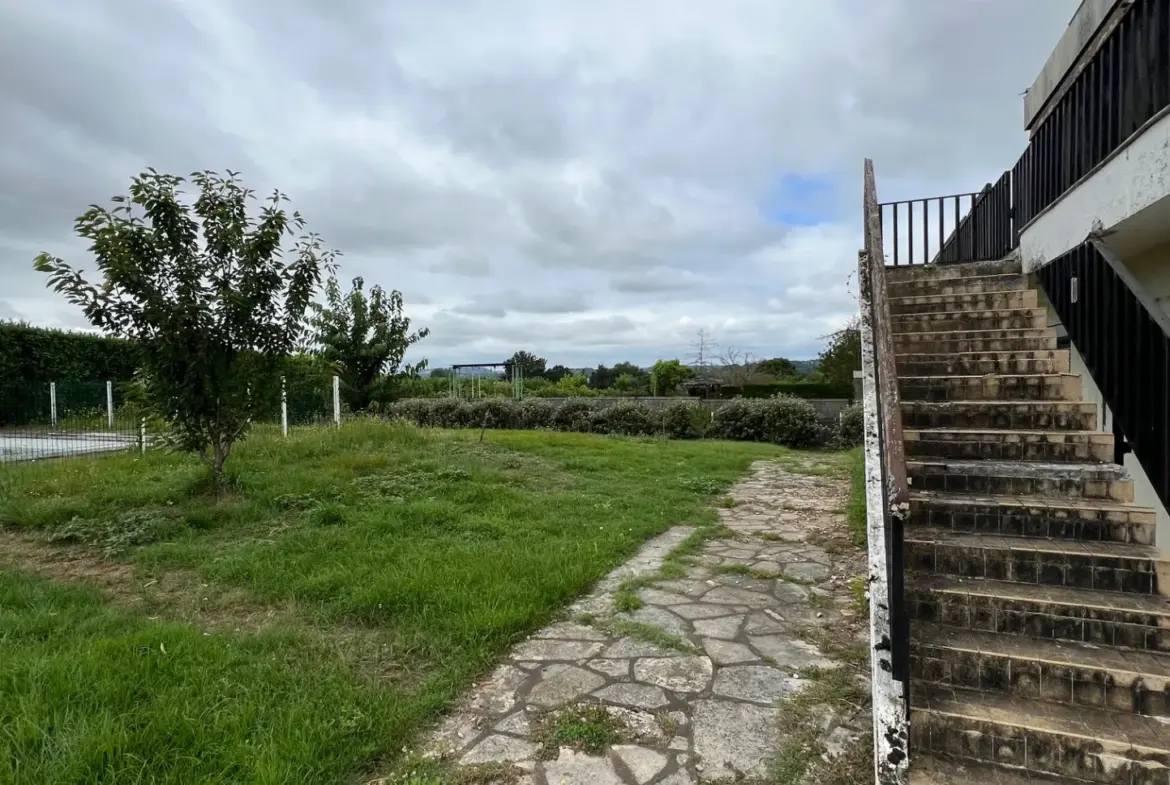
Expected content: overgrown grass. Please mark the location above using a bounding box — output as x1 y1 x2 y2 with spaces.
846 446 866 547
0 421 789 783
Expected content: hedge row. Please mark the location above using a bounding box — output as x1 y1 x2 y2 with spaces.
386 396 863 448
706 381 854 400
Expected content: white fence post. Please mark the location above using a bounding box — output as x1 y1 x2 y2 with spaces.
50 382 57 428
281 376 288 437
140 417 146 454
332 375 341 428
106 381 114 429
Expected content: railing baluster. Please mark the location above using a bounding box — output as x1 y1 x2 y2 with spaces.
907 201 914 266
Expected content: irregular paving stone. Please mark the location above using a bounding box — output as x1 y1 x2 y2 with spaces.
692 699 778 779
541 748 625 785
427 711 486 757
654 579 713 598
637 587 690 606
691 614 745 640
773 581 811 605
713 665 801 703
702 586 773 608
603 637 682 658
527 665 607 708
460 734 538 765
750 560 784 574
585 658 630 680
612 745 669 782
493 711 530 736
748 635 832 670
634 657 713 693
702 638 758 665
742 610 788 636
656 770 697 784
535 622 609 641
592 682 670 710
628 605 688 637
785 561 830 581
472 664 529 713
671 602 747 620
511 638 604 661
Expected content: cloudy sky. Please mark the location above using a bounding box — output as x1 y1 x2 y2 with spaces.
1 0 1077 368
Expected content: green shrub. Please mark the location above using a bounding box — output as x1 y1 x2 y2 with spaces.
709 395 819 447
517 398 555 429
552 399 595 432
466 398 519 429
661 401 708 439
589 401 660 436
838 403 863 447
427 398 465 428
710 381 853 400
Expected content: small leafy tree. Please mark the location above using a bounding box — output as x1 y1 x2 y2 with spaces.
756 357 799 379
545 364 573 383
34 169 334 479
505 350 547 380
650 359 694 395
817 317 861 389
311 275 429 411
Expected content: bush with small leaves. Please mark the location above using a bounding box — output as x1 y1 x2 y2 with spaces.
387 399 428 427
517 398 555 430
590 401 660 436
710 395 819 447
427 398 465 428
661 400 708 439
466 398 520 429
837 403 863 447
553 399 595 432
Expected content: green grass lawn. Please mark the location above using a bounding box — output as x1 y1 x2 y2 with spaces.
0 421 827 784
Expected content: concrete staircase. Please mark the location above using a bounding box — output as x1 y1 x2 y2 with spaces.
888 259 1170 785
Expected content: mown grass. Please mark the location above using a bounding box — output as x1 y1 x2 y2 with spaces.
846 446 866 547
0 421 791 784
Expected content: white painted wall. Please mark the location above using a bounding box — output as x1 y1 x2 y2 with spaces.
1018 110 1170 273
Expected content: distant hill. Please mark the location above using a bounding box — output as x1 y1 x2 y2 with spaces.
792 359 819 375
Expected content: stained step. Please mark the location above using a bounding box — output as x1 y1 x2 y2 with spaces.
908 575 1170 652
910 491 1157 545
885 259 1022 282
911 623 1170 716
891 308 1049 334
889 273 1030 300
896 328 1058 354
890 290 1038 316
905 528 1164 593
899 374 1082 402
901 401 1098 432
904 429 1112 463
909 755 1067 784
907 459 1132 501
897 350 1070 376
910 684 1170 783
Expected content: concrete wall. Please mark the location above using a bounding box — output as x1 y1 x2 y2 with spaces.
1023 0 1123 130
1018 110 1170 272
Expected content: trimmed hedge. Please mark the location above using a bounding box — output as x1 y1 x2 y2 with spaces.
706 381 853 400
385 395 849 447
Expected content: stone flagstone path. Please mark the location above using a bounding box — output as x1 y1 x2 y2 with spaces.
417 460 869 784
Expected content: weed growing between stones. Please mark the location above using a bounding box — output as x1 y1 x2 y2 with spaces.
530 704 627 759
770 666 869 785
711 563 814 585
583 616 700 654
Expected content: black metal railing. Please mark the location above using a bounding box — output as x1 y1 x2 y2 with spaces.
1015 0 1170 228
879 0 1168 268
1035 240 1170 511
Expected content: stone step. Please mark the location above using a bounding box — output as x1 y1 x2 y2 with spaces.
907 459 1132 501
885 258 1023 282
891 308 1049 334
909 754 1072 784
895 328 1057 355
890 289 1038 316
910 684 1170 783
899 374 1082 402
888 273 1030 299
910 491 1158 545
904 429 1113 463
901 401 1098 432
905 528 1164 594
908 575 1170 653
898 350 1071 377
912 623 1170 717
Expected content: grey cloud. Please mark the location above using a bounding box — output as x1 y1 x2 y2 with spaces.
431 251 492 277
0 0 1079 365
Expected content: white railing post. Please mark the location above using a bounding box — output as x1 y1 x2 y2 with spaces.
332 375 341 428
50 382 57 428
106 381 114 429
140 417 146 454
281 376 288 437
